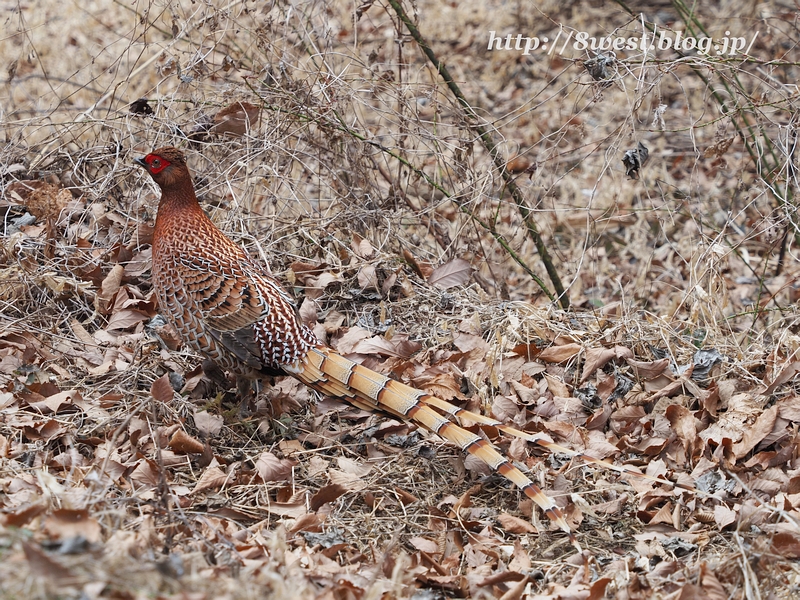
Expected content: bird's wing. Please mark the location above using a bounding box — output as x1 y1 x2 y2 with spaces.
168 251 300 372
174 253 270 329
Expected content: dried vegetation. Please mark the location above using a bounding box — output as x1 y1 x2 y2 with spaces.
2 0 800 598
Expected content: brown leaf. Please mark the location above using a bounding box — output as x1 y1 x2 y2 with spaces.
700 393 761 446
334 326 373 353
307 455 330 478
428 258 472 289
508 381 536 405
357 264 379 291
665 405 697 451
771 532 800 558
478 571 527 590
193 465 230 493
0 502 47 527
309 483 348 511
29 389 80 414
648 503 674 525
150 373 174 403
588 578 612 600
585 429 620 459
255 451 296 482
23 419 67 441
421 376 461 401
699 562 728 600
307 272 342 293
497 512 537 534
153 321 182 350
758 360 800 396
496 575 529 600
381 272 398 296
43 509 101 543
279 439 305 456
581 346 633 381
0 393 14 411
733 405 778 459
409 536 439 553
581 347 616 381
677 584 703 600
647 374 680 398
211 101 260 136
509 343 535 361
123 248 152 277
105 309 149 331
538 343 582 363
594 371 617 402
299 297 318 326
14 180 70 221
265 503 306 518
329 458 372 492
713 504 738 528
507 539 531 572
505 154 531 174
168 429 204 454
323 310 346 333
402 248 432 279
745 445 794 469
95 264 124 314
351 335 421 358
626 357 670 380
21 541 78 585
70 319 95 345
394 486 419 505
130 459 161 491
397 271 414 297
543 372 570 397
351 232 374 258
777 396 800 421
452 332 488 353
591 494 629 515
329 469 368 491
194 410 224 437
288 513 323 534
337 456 373 478
290 260 325 280
85 390 116 411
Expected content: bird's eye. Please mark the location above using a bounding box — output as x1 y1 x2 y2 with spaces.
151 158 161 168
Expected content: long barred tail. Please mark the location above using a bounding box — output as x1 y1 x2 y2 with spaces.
291 345 580 550
419 396 697 492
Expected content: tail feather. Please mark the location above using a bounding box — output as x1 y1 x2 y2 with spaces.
293 346 580 550
420 396 696 494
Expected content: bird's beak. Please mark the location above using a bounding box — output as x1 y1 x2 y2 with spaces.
134 156 148 169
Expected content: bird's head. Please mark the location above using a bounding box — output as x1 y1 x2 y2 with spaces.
135 146 190 190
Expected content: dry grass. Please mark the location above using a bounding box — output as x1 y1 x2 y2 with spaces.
2 0 800 598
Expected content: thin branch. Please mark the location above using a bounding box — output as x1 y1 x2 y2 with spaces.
385 0 569 308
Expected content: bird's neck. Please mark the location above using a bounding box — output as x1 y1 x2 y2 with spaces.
154 183 209 235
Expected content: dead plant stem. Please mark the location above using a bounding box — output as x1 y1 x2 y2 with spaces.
385 0 569 309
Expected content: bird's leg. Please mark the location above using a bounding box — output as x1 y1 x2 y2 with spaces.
196 358 250 415
237 375 258 401
201 358 230 390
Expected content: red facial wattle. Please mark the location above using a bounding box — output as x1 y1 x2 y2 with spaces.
146 155 170 174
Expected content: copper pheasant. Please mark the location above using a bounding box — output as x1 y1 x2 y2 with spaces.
136 146 683 551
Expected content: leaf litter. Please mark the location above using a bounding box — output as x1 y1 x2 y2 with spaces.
4 210 800 597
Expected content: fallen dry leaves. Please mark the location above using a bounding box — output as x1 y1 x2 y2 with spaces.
4 252 800 598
